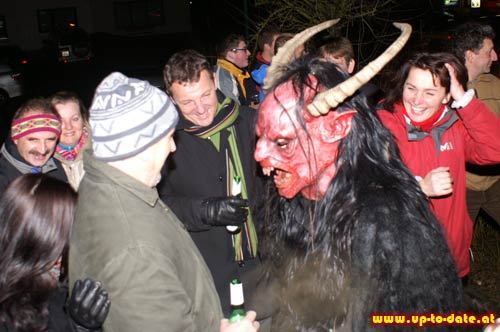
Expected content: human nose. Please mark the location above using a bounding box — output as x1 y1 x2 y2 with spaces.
62 119 73 131
39 141 47 154
412 91 424 105
491 49 498 62
191 100 205 114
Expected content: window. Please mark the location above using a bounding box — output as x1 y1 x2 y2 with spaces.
38 7 77 33
114 0 164 29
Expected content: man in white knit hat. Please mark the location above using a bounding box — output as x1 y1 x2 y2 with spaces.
68 72 259 332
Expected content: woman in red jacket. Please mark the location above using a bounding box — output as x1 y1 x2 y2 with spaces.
378 52 500 279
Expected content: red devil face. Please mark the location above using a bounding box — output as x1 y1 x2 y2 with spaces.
255 78 356 200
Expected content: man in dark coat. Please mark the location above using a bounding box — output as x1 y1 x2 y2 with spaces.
0 98 67 191
158 50 268 325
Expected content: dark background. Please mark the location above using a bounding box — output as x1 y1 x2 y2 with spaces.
0 0 499 142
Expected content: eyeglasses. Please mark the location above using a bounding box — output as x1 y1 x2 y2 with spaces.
231 47 248 53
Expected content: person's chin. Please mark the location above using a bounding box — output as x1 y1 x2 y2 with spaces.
61 140 76 146
197 116 215 127
29 158 49 167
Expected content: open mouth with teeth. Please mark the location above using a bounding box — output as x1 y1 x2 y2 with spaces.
262 166 293 189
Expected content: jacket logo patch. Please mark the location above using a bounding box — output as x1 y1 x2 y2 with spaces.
440 142 454 152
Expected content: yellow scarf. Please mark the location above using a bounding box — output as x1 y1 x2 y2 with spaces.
216 58 250 98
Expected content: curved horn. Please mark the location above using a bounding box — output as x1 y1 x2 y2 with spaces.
263 19 340 91
308 22 412 116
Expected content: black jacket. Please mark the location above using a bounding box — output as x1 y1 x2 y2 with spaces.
0 138 68 192
158 99 264 315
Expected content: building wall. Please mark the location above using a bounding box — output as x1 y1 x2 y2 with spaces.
0 0 191 50
89 0 191 37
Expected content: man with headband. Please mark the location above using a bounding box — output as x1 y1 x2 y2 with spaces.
0 98 67 191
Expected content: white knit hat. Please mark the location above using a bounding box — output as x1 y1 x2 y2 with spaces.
89 72 178 161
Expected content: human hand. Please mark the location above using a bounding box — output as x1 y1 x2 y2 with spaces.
68 278 110 331
484 318 500 332
201 196 249 226
445 63 465 102
419 166 453 197
220 311 260 332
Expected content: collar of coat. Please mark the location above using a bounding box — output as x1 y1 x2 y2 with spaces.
217 58 250 98
83 149 159 207
394 103 459 156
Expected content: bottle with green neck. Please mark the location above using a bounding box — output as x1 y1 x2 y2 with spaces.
228 278 246 323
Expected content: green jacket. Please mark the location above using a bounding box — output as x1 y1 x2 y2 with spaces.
69 150 223 332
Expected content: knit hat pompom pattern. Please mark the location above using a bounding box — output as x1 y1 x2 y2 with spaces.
90 72 178 161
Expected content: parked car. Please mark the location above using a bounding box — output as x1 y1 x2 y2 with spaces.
0 63 23 104
0 43 25 103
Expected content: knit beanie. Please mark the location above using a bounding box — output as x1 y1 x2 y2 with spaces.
89 72 178 161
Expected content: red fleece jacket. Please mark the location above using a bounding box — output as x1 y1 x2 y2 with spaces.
378 99 500 277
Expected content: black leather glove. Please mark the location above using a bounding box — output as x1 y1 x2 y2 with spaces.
200 196 249 226
68 278 111 332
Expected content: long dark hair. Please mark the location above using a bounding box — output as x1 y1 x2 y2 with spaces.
262 56 428 249
0 174 77 331
259 56 448 329
382 52 468 112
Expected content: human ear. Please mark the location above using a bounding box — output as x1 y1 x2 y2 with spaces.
442 93 451 104
464 50 475 64
319 110 357 143
347 59 356 74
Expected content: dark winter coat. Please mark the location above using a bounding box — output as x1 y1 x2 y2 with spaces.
157 98 265 316
70 151 222 332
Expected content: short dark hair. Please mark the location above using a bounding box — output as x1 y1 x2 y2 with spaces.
319 37 355 63
163 49 213 93
217 34 246 58
382 52 468 112
13 98 58 121
50 91 89 123
257 27 280 51
452 21 496 63
0 174 77 331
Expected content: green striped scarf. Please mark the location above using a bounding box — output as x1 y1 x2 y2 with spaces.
186 96 258 261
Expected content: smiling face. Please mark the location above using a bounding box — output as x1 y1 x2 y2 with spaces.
15 131 58 167
402 67 450 123
169 69 218 127
255 79 354 200
54 101 85 147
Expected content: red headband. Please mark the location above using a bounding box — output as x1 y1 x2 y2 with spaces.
11 114 61 140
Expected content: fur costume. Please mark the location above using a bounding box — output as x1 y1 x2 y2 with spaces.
255 56 464 331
